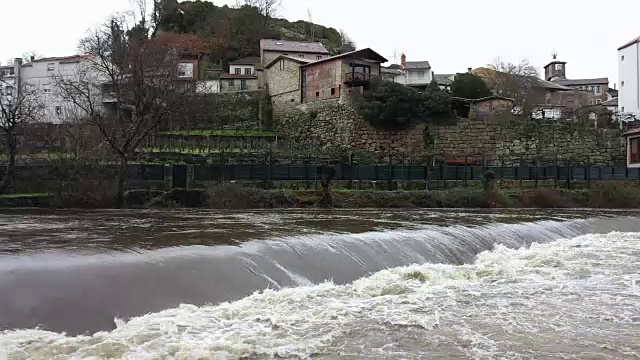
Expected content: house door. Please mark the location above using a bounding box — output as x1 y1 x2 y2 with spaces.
241 80 247 90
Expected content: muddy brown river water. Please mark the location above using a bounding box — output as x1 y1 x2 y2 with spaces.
0 208 639 359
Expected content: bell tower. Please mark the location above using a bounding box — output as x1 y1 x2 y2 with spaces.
544 52 567 81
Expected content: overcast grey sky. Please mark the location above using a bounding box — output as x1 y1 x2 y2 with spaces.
3 0 638 86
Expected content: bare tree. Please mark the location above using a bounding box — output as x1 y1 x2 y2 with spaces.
21 50 44 62
0 77 44 193
55 13 195 207
486 58 543 113
244 0 281 23
339 29 356 54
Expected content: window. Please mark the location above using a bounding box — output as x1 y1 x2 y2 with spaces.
417 71 425 79
9 68 14 75
317 56 322 60
177 63 193 78
235 68 241 75
555 64 563 70
55 106 62 115
241 80 247 90
279 60 285 71
621 81 625 87
622 55 625 61
228 80 235 86
595 85 601 94
331 88 336 96
622 107 625 112
588 85 593 91
631 137 640 164
315 91 320 98
244 68 252 75
46 63 55 72
298 54 305 58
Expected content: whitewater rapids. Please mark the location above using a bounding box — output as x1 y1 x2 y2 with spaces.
1 230 639 359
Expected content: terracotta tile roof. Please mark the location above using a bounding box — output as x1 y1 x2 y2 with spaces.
260 39 329 54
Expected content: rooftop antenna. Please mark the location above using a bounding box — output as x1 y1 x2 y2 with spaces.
552 50 558 60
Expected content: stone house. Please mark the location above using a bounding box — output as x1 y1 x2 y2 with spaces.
451 95 514 121
264 55 314 105
623 127 640 168
543 59 609 106
300 48 388 103
259 39 330 66
264 48 388 104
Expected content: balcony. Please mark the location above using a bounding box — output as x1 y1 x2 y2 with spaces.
344 72 373 86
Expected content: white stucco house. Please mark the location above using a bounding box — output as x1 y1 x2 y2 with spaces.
20 55 93 123
401 54 433 89
618 36 640 117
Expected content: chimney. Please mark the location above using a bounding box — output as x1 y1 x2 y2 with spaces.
614 83 617 90
467 67 472 73
400 53 406 68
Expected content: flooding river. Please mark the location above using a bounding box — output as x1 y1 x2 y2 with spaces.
0 208 639 359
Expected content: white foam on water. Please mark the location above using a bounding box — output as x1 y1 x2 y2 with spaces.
1 231 639 359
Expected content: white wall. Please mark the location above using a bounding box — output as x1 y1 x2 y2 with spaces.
262 51 327 65
21 59 89 123
619 43 640 116
405 68 433 85
229 65 255 76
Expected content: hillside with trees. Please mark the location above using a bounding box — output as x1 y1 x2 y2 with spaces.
153 0 356 64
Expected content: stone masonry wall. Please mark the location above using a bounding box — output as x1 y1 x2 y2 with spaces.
274 100 425 155
431 119 626 166
273 101 625 166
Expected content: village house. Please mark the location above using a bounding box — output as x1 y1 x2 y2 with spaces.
219 73 259 92
0 60 20 104
451 95 514 120
400 54 433 90
259 39 330 66
434 73 455 91
544 58 609 106
623 127 640 168
300 48 388 103
229 57 261 76
264 48 388 104
618 36 640 116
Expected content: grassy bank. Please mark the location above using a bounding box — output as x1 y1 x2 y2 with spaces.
138 184 640 209
3 184 640 209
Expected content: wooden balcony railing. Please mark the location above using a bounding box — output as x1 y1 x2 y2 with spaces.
344 72 372 82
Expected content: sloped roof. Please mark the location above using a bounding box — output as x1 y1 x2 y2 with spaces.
300 48 388 68
434 73 454 85
452 95 515 103
381 67 404 75
387 64 402 70
618 36 640 51
220 74 258 79
264 54 314 69
472 67 573 91
260 39 329 54
554 78 609 86
229 57 261 66
602 97 618 107
404 61 431 69
622 127 640 136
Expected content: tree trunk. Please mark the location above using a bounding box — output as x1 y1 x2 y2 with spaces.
115 156 128 208
0 132 17 194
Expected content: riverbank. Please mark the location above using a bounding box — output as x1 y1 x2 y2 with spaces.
4 184 639 209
